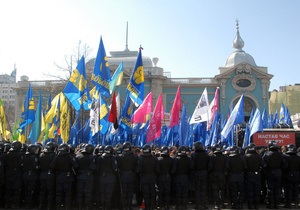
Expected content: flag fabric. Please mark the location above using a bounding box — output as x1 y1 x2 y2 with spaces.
28 90 43 143
20 84 35 129
91 36 111 98
179 104 188 146
0 99 7 140
262 109 268 128
109 92 118 130
89 87 100 136
279 103 285 124
242 123 250 148
63 55 91 111
273 109 278 125
221 94 244 139
127 48 144 106
249 108 263 138
190 88 209 124
120 93 133 130
109 62 123 92
45 93 61 123
60 96 70 143
169 85 182 128
146 93 164 142
99 94 109 134
207 87 219 129
48 96 61 139
284 107 293 128
132 92 152 123
70 111 81 146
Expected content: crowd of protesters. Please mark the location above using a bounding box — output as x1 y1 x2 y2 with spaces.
0 140 300 210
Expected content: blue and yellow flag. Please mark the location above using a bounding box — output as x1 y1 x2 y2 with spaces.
0 99 7 139
91 36 111 98
63 55 91 111
120 93 133 131
127 48 144 106
110 62 123 93
20 84 35 129
99 94 109 134
28 90 43 143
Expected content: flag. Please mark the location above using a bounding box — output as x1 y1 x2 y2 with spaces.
127 47 144 106
132 92 152 123
169 86 182 127
99 94 109 134
262 109 268 129
273 109 278 125
208 87 219 129
28 90 43 143
0 99 7 139
109 92 118 130
60 96 70 143
89 87 100 136
91 36 111 98
63 55 91 111
45 93 61 123
20 84 35 129
109 62 123 92
120 93 133 130
190 88 209 124
279 103 285 124
70 111 81 146
242 123 250 148
48 96 61 139
284 107 293 128
146 93 164 142
221 94 244 139
179 104 188 146
249 108 263 138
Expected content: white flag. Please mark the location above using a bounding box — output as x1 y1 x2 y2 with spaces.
190 88 210 124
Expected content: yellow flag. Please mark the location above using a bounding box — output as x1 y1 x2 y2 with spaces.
0 99 7 140
45 92 62 123
60 97 70 143
37 112 46 143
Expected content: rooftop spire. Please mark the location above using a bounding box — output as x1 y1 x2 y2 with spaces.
125 21 129 51
233 19 244 52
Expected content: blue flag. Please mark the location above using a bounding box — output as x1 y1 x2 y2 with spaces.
20 84 35 129
262 109 268 128
69 111 81 146
92 36 111 98
279 103 285 124
120 93 133 131
249 108 263 137
127 48 144 106
284 107 293 128
179 104 187 146
99 94 109 134
242 123 250 148
221 94 244 139
63 56 91 111
28 90 42 143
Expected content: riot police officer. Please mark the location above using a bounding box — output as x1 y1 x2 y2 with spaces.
97 145 118 210
38 142 57 210
226 145 246 209
172 145 194 210
50 143 78 210
283 144 300 208
191 142 209 210
117 142 138 210
244 143 266 209
157 146 173 210
137 144 159 210
262 141 285 209
4 141 23 208
22 144 39 209
75 143 96 210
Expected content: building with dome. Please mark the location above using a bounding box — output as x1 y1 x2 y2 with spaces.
14 21 273 126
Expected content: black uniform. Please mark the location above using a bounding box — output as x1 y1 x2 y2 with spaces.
22 148 39 208
157 150 173 209
191 149 210 210
75 150 96 210
50 145 78 210
39 149 56 210
97 148 118 209
262 145 285 209
137 147 159 210
117 149 138 210
3 145 23 208
283 148 300 208
244 147 266 209
226 147 246 209
172 147 194 210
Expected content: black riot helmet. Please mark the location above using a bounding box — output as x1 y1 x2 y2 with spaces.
142 144 152 156
193 142 204 152
178 146 187 156
286 144 297 154
3 142 11 153
212 144 222 154
44 142 56 153
230 145 239 155
267 140 278 151
82 144 95 154
123 142 132 153
26 144 38 155
10 141 22 152
247 143 257 153
58 143 70 155
160 146 169 155
104 145 114 155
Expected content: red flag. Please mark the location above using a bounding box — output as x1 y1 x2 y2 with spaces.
109 92 118 129
146 94 164 142
207 87 219 129
169 86 181 127
132 92 152 123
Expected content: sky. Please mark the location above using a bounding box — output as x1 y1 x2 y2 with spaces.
0 0 299 91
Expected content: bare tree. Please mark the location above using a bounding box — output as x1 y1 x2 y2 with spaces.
44 40 93 81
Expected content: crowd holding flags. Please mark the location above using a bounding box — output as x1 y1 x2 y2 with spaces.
1 37 296 149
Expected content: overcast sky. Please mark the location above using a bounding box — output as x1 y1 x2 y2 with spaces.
0 0 299 90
